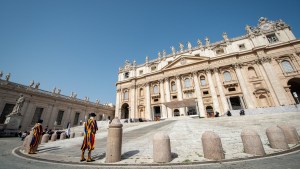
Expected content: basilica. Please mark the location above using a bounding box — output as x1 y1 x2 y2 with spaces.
115 17 300 120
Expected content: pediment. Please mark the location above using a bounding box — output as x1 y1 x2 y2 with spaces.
162 55 209 70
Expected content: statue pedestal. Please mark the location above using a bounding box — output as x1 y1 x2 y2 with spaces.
4 115 22 130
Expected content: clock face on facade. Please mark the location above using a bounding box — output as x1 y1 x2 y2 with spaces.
260 23 271 31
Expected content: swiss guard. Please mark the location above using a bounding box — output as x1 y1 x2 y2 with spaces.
29 119 43 154
80 113 98 162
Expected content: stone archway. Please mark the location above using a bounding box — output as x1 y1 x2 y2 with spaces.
288 78 300 104
121 103 129 119
173 109 180 116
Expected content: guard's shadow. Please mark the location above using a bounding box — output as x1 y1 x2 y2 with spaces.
37 146 61 153
92 152 106 160
121 150 140 159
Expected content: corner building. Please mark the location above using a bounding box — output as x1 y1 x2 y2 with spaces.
115 17 300 120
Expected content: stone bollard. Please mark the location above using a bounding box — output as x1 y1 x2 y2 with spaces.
266 126 289 150
41 134 50 144
79 132 84 137
201 131 225 160
22 131 34 153
51 132 57 141
278 125 299 144
153 132 171 163
241 129 265 156
105 118 123 163
60 132 66 140
70 132 75 138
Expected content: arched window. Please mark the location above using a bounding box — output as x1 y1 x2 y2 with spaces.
153 85 159 94
200 76 206 86
124 90 129 100
281 60 294 73
248 67 257 78
223 71 232 82
184 78 191 88
171 81 177 91
139 88 144 97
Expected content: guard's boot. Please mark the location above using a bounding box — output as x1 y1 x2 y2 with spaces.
86 151 95 162
80 150 86 161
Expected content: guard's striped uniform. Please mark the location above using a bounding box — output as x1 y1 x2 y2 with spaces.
81 119 98 151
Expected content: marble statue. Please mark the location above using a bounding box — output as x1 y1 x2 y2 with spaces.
5 73 10 81
35 82 40 89
187 41 192 50
205 37 210 46
52 87 56 94
245 25 252 34
197 39 202 47
73 93 77 98
96 99 100 104
57 89 61 95
158 52 161 59
222 32 229 41
29 80 35 88
171 46 176 55
9 94 25 116
0 71 3 79
179 43 184 52
163 50 166 57
145 56 149 63
133 59 136 66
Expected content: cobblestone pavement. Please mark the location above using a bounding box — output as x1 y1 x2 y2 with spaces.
2 112 300 169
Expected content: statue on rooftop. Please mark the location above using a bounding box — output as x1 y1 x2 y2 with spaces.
52 87 56 94
35 82 40 89
179 43 184 52
29 80 35 88
187 41 192 51
245 25 252 34
163 50 166 57
205 37 210 46
145 56 149 63
0 71 3 79
57 88 61 95
222 32 229 41
158 51 161 59
5 73 10 81
197 39 202 47
171 46 176 55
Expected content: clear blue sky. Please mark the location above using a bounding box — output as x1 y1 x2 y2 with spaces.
0 0 299 104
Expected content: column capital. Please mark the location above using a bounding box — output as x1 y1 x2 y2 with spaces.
205 68 212 74
158 79 164 84
192 71 198 76
213 67 220 73
164 77 169 82
130 85 136 89
232 62 243 69
175 75 181 80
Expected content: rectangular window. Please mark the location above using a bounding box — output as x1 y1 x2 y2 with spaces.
203 91 209 95
151 66 157 71
73 112 80 126
139 70 143 75
228 88 236 92
31 107 44 125
266 34 279 43
124 72 129 78
0 103 15 124
154 99 159 102
216 48 224 55
238 44 246 50
56 110 64 125
172 95 177 99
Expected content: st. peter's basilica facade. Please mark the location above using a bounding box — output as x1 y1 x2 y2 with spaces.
115 17 300 120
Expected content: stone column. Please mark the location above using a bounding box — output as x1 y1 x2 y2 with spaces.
226 97 233 110
176 76 185 115
206 69 220 113
234 64 255 108
192 72 205 117
164 78 172 118
259 57 290 106
115 89 121 118
214 68 229 114
257 62 279 106
145 83 152 120
159 79 167 118
130 85 136 120
239 96 246 109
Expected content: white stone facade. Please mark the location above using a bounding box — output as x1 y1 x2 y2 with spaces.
116 17 300 120
0 80 115 131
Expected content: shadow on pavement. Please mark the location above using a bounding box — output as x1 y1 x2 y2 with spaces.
121 150 140 159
